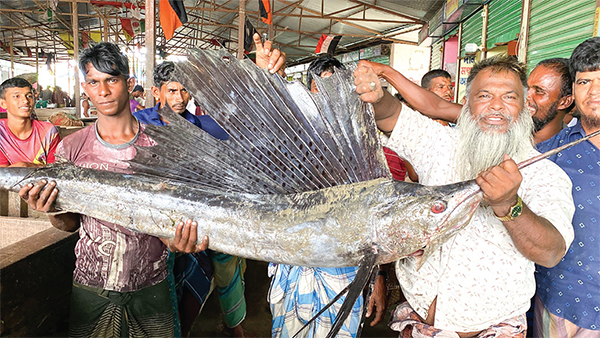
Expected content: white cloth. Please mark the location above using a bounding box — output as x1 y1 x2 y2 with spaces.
385 104 575 332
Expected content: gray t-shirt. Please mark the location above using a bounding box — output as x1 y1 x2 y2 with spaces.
56 124 168 292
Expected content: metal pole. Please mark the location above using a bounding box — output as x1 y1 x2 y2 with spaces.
72 0 81 117
145 0 156 107
268 0 274 38
237 0 246 59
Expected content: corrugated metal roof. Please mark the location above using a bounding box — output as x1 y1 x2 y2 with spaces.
0 0 444 65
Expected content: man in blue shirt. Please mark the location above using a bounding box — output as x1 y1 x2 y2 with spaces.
534 37 600 337
134 61 229 141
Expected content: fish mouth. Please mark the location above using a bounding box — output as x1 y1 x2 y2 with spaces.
435 188 482 238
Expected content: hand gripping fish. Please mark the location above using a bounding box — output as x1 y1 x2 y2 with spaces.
0 49 597 337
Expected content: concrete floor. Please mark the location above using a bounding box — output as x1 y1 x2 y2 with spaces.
190 260 399 338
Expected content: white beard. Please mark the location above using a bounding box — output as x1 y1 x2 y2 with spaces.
456 104 534 181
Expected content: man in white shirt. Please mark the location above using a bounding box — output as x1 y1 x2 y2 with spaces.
354 55 575 337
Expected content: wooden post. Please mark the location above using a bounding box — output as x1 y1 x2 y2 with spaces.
35 46 39 86
482 4 489 59
518 0 532 63
145 0 156 107
455 23 462 103
104 16 109 41
72 0 81 118
237 0 246 59
9 36 14 78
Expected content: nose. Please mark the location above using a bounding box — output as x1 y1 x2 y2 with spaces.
98 81 110 96
445 87 454 98
590 78 600 95
489 95 504 111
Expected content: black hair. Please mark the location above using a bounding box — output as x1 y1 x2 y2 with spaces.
536 58 572 97
306 54 346 89
79 42 129 79
421 69 451 89
569 37 600 81
132 84 144 92
0 77 33 99
153 61 177 90
466 54 527 96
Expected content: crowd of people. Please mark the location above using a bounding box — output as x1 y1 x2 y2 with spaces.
0 32 597 338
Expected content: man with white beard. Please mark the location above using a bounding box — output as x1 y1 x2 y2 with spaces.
354 55 575 337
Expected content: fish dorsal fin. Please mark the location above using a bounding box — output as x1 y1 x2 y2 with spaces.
129 48 389 194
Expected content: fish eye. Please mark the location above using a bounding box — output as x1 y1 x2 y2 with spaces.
431 201 447 214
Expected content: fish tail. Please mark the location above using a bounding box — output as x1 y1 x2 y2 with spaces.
0 167 36 192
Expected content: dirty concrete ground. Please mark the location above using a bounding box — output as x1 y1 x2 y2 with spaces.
190 259 399 338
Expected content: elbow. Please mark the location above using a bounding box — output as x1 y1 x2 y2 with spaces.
537 243 567 268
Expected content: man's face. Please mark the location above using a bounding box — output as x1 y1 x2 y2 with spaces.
467 68 524 134
428 76 454 102
310 70 333 93
153 81 190 114
81 63 132 116
131 90 143 98
574 69 600 129
526 66 563 131
0 87 34 119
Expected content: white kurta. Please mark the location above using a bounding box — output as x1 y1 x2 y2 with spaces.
385 104 575 332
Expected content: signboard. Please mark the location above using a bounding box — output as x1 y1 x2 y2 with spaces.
445 0 461 18
457 55 476 103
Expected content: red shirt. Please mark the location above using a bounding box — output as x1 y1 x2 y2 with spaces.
0 119 61 165
383 146 407 181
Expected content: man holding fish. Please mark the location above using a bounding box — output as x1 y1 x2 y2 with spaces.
355 55 575 337
18 42 208 337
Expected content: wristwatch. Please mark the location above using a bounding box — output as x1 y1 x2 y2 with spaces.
495 196 523 222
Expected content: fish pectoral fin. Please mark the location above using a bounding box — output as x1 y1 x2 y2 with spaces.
290 253 378 338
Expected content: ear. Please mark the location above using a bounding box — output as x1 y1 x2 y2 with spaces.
557 94 574 111
151 86 160 101
127 77 136 92
0 98 6 110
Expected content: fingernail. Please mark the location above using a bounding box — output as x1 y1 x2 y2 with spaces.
28 183 33 187
264 48 268 54
49 181 56 186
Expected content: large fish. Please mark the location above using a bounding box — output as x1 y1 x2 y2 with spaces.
0 162 481 267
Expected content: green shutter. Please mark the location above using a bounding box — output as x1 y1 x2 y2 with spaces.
431 40 443 69
526 0 595 71
460 9 484 58
486 0 522 50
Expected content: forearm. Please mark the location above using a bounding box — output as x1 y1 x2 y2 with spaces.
49 212 81 232
502 204 566 267
372 91 401 133
378 66 462 122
